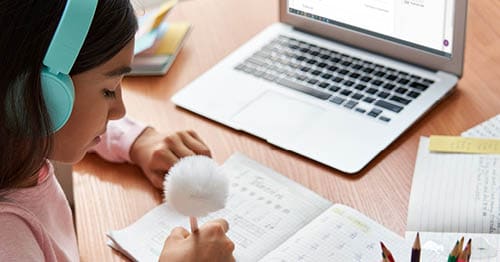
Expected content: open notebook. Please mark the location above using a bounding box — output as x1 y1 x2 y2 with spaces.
107 153 424 261
406 114 500 261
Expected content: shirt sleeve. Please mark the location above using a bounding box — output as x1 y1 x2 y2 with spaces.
0 213 45 261
89 116 147 163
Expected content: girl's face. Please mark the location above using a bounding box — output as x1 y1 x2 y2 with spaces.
49 40 134 163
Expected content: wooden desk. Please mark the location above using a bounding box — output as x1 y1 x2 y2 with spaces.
74 0 500 260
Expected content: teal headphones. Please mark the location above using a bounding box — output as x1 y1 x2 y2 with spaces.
41 0 98 132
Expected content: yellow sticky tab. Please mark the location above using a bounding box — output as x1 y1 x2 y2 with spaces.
155 22 190 54
150 0 178 29
429 135 500 154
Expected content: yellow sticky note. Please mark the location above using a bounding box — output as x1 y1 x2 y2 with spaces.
429 135 500 154
155 22 191 54
150 0 178 29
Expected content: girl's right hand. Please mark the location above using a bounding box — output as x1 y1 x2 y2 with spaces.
159 219 235 262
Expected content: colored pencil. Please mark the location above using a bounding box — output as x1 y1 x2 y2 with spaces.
380 242 395 262
448 240 459 262
381 251 388 262
466 238 472 262
457 239 472 262
411 232 421 262
457 237 465 258
380 243 388 262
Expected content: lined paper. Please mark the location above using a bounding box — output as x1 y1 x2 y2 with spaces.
408 137 500 233
406 137 500 261
261 204 415 261
462 114 500 138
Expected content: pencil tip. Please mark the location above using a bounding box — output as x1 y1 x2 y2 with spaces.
413 233 421 249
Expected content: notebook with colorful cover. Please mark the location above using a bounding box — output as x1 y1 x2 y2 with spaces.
129 0 191 76
130 21 191 76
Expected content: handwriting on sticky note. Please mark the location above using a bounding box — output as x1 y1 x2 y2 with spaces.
429 135 500 154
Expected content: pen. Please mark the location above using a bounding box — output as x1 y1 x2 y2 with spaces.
411 232 421 262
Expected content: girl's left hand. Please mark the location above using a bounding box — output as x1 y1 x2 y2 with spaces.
130 128 211 189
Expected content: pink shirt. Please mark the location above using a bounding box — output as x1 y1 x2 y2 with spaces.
0 117 146 261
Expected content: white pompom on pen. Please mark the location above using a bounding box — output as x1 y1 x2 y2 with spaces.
164 155 229 232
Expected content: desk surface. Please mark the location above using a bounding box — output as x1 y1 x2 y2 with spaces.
74 0 500 260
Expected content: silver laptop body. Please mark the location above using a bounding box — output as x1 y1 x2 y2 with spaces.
172 0 468 173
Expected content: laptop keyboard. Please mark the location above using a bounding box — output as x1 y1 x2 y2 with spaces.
234 35 435 123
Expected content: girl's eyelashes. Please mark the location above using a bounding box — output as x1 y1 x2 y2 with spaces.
102 89 116 99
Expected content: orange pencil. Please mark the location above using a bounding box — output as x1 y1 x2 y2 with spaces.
380 242 395 262
457 239 471 262
456 237 465 258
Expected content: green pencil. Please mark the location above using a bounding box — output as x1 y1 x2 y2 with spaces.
448 238 462 262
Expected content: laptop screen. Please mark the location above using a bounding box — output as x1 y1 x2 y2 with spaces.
288 0 454 58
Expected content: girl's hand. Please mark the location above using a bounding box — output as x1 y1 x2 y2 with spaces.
159 219 235 262
130 128 211 189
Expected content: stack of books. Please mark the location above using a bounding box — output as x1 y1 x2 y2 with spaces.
130 0 191 76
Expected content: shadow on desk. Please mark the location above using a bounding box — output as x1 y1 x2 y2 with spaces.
75 154 158 194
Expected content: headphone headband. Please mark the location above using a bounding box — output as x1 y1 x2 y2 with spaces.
43 0 98 74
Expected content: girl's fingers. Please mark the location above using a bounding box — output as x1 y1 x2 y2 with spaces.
165 134 196 158
169 227 190 240
187 130 209 147
152 149 179 169
179 132 211 156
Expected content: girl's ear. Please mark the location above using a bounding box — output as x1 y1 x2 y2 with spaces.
40 68 74 133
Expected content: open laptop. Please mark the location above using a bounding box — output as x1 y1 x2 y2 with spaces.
172 0 468 173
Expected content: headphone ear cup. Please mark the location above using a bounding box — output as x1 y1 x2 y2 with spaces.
40 67 75 132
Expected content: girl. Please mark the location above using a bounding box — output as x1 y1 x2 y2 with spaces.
0 0 235 261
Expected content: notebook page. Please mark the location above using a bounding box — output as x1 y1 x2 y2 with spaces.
260 204 415 261
405 231 500 261
407 137 500 234
108 204 187 261
108 152 332 261
462 114 500 138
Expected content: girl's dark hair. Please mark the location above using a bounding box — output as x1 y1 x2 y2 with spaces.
0 0 137 191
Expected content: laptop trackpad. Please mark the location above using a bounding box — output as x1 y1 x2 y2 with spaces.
230 91 324 142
